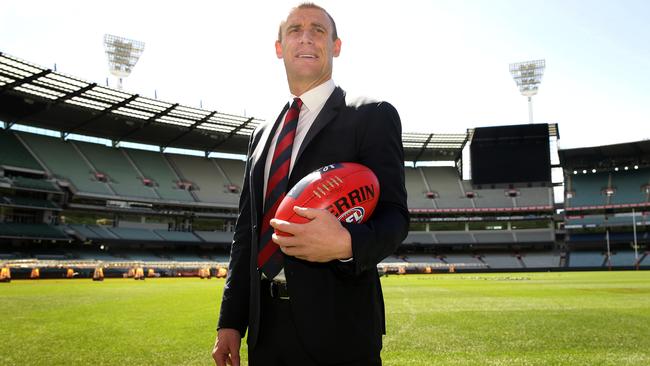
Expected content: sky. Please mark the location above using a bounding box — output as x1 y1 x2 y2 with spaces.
1 0 649 150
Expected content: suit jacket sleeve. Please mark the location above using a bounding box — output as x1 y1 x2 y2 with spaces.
340 101 409 275
217 134 255 336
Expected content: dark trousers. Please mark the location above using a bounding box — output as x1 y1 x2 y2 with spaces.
249 282 381 366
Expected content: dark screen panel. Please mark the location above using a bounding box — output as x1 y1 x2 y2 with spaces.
470 124 551 185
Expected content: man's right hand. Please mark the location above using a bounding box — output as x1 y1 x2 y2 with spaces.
212 328 241 366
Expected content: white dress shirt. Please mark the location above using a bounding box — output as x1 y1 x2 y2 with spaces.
263 79 336 199
262 79 336 282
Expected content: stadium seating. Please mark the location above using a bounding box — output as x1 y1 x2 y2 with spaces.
214 158 246 190
421 167 472 209
123 148 196 202
11 176 61 193
520 252 561 268
565 214 645 228
512 229 555 243
404 167 435 209
610 168 650 204
74 141 159 199
153 229 201 243
473 189 514 208
473 231 515 244
0 223 67 239
194 231 234 243
481 253 523 269
441 254 484 266
514 187 553 207
609 251 640 266
568 252 605 267
566 172 608 207
1 196 60 210
166 153 238 205
108 227 163 241
18 132 114 196
0 130 43 172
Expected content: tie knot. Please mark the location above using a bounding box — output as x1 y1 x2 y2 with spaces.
292 97 303 110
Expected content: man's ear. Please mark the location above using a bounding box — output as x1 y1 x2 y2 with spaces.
333 38 342 58
275 40 283 59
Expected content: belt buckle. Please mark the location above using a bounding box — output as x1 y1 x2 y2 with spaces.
269 281 289 300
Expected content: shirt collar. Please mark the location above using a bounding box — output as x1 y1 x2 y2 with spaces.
290 79 336 113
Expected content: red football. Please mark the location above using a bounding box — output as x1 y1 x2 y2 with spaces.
274 162 380 235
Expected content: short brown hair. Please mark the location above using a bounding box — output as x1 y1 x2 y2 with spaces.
278 3 338 42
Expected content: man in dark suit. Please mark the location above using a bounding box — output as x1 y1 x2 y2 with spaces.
212 3 408 365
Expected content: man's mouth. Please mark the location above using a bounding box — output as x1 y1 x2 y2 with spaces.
297 54 317 59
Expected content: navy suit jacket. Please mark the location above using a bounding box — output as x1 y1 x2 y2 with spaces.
218 86 409 364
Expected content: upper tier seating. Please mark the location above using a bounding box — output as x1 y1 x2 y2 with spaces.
566 168 650 207
74 141 158 199
123 148 195 202
166 153 239 205
404 167 435 209
421 167 472 209
0 223 67 239
0 130 43 172
18 132 114 196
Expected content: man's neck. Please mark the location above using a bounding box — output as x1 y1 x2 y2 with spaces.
287 76 332 97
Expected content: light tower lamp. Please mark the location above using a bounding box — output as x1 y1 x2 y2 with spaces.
103 34 145 90
509 59 546 123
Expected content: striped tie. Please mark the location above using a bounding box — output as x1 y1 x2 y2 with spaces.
257 98 302 279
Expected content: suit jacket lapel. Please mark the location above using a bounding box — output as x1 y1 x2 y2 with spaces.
250 102 290 216
293 87 346 169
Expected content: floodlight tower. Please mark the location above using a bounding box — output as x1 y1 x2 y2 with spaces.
509 59 546 123
103 34 145 90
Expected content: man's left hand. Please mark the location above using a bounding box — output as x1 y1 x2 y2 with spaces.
270 206 352 263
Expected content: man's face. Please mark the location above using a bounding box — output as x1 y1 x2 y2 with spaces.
275 7 341 92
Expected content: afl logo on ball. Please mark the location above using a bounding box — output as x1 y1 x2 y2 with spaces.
339 207 366 223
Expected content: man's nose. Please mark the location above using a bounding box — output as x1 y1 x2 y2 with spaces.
299 30 314 44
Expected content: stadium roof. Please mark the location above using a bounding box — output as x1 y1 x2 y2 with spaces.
0 52 467 160
0 52 261 155
559 140 650 169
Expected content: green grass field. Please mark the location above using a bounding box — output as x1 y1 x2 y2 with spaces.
1 271 649 365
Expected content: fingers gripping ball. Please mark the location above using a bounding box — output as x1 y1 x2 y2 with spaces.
274 162 380 236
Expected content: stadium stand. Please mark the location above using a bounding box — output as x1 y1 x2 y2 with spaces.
17 131 115 196
404 167 434 209
166 153 238 205
1 195 60 210
194 231 235 243
521 252 561 268
153 229 201 243
473 189 514 208
0 129 44 172
8 51 650 276
609 251 640 267
214 158 246 191
10 176 61 193
481 253 522 269
123 148 195 202
74 141 159 199
568 252 605 267
610 168 650 204
0 223 67 239
566 172 608 207
421 167 472 209
514 187 553 207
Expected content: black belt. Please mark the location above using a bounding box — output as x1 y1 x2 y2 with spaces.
262 279 290 300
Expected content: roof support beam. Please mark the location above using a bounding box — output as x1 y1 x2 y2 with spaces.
207 117 254 153
64 94 139 138
413 133 435 163
161 110 218 149
15 83 99 125
115 103 179 143
0 69 52 96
